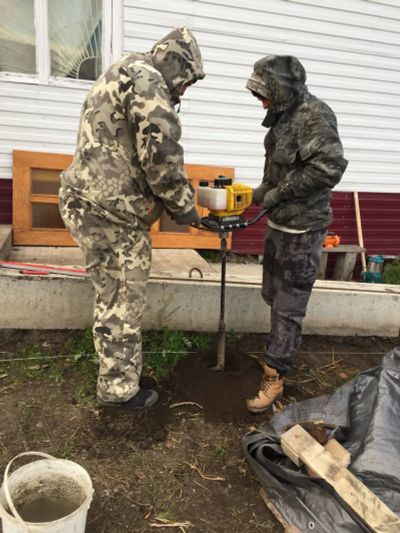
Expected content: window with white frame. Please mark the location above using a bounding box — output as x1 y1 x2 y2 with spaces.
0 0 121 84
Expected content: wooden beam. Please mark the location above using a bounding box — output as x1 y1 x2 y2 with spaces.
354 192 367 271
281 425 400 533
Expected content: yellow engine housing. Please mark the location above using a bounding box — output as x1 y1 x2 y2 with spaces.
209 184 253 217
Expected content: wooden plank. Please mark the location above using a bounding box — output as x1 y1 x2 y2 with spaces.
13 229 77 247
354 191 367 271
12 152 34 235
281 425 400 533
30 194 59 204
324 439 351 469
322 245 365 253
306 438 351 478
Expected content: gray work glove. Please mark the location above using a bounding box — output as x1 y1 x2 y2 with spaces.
262 187 281 209
252 183 269 206
174 207 202 227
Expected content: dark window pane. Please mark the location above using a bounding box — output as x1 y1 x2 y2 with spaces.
0 0 36 74
31 168 61 195
48 0 103 81
32 204 65 229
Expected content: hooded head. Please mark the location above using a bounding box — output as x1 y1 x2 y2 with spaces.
246 55 307 113
150 27 205 106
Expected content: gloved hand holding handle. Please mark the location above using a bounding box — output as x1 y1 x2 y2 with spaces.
252 185 280 209
174 207 202 227
261 187 280 209
252 183 269 205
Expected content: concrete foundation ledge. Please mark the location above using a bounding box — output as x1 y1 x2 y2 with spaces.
0 271 399 337
0 226 12 260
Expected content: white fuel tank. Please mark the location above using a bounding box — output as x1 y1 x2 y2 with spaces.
197 186 228 211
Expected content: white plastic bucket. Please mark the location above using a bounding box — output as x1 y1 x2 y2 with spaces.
0 452 94 533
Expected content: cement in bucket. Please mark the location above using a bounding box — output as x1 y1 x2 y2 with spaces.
0 452 93 533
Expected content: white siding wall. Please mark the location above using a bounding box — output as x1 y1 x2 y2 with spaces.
1 0 400 193
124 0 400 192
0 82 84 177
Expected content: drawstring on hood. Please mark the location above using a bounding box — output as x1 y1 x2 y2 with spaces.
150 27 205 106
246 55 308 126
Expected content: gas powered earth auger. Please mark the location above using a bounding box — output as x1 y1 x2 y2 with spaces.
198 176 270 371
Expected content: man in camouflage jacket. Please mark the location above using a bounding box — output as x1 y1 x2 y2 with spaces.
245 55 348 413
59 27 205 409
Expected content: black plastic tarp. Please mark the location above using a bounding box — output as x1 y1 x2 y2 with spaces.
243 348 400 532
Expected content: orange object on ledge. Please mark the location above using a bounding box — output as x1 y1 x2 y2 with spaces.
324 234 341 248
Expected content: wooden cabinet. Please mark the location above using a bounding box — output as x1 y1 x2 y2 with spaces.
12 150 233 249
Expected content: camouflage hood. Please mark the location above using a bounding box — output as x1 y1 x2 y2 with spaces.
246 55 307 113
150 27 205 105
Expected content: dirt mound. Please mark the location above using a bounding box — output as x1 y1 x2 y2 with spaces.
168 348 263 424
83 350 264 451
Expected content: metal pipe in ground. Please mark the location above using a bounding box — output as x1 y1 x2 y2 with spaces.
213 232 227 371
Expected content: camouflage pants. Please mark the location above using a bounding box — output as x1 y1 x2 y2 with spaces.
59 189 151 402
262 226 326 375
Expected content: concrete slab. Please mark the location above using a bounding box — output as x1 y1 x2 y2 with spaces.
0 226 12 260
151 249 217 276
0 268 399 336
1 242 399 336
6 246 217 277
8 246 86 266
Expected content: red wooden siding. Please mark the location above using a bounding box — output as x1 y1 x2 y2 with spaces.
232 191 400 257
0 179 12 225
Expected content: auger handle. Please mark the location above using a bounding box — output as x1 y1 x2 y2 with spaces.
246 208 270 226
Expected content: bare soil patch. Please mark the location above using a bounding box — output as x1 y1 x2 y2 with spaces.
0 330 398 532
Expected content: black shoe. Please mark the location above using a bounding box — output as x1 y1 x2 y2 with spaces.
97 389 158 409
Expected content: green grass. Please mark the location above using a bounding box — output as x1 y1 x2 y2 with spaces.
383 256 400 284
197 249 221 263
2 328 210 401
65 329 98 401
65 328 96 358
64 327 211 381
142 329 210 379
4 344 65 383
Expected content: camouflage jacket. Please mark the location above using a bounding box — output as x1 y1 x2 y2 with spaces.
60 28 205 229
247 55 348 231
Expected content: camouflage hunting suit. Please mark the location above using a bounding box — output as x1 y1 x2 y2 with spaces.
59 27 205 402
247 55 347 375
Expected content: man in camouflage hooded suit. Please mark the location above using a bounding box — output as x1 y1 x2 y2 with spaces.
59 28 205 409
245 55 348 413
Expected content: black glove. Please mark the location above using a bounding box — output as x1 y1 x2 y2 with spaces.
174 207 202 227
262 187 280 209
200 216 220 232
252 183 269 206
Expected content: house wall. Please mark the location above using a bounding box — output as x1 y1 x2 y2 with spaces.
0 179 11 224
0 0 399 191
232 192 400 258
0 1 399 257
0 82 87 183
123 0 400 192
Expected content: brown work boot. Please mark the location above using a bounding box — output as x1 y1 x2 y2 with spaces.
246 364 283 413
